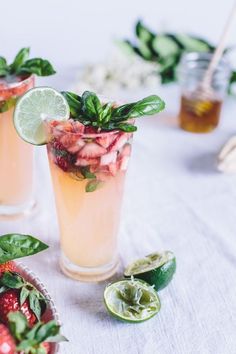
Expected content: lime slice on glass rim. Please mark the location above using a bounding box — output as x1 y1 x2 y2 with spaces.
124 251 176 291
13 87 70 145
104 279 161 323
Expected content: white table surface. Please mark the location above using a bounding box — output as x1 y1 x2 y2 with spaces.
1 77 236 354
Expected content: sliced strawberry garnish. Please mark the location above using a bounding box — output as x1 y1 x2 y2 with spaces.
78 142 107 159
109 133 129 152
60 134 85 154
108 163 118 176
96 134 117 149
76 157 99 166
119 156 130 171
120 143 131 157
100 151 117 166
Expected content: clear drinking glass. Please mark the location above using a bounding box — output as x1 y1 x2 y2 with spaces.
177 52 231 133
0 75 35 216
46 120 132 281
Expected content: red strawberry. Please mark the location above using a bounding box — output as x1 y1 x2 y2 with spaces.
109 133 128 152
120 143 131 157
0 262 16 277
0 289 37 327
100 151 117 166
60 134 85 154
52 140 65 151
77 142 107 159
75 157 99 166
108 163 118 176
55 156 69 171
96 134 116 149
41 342 51 353
0 323 16 354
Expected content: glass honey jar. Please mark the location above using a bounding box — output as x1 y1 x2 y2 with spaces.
177 52 231 133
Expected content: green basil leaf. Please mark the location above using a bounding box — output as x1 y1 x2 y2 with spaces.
29 290 42 320
10 47 30 74
0 234 48 264
35 320 60 343
116 123 137 132
112 95 165 119
8 311 28 340
16 58 56 76
152 35 179 58
0 56 9 76
0 272 25 289
86 179 103 193
81 91 102 120
80 167 96 179
136 20 155 43
0 233 49 264
0 97 18 113
20 287 30 305
100 102 113 123
175 34 212 52
61 91 82 118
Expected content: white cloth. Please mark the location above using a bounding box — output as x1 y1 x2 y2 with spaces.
1 81 236 354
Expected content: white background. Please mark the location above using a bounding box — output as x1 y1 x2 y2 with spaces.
0 0 236 69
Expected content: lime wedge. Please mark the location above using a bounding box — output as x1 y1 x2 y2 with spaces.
13 87 70 145
104 279 160 323
124 251 176 291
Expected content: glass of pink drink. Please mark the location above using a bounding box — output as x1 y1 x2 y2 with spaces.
0 75 35 216
47 120 132 281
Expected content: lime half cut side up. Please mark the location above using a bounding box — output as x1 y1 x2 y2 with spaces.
124 251 176 291
104 279 161 323
13 87 70 145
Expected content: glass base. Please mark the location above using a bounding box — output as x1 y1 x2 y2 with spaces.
60 252 120 282
0 199 36 219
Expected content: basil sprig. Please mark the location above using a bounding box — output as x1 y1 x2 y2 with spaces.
120 20 236 90
0 47 56 77
62 90 165 132
0 233 49 264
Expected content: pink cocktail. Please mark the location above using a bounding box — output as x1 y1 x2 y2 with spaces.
47 120 132 281
0 75 35 216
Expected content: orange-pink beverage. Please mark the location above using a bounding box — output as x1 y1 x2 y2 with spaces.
0 75 34 216
47 120 132 281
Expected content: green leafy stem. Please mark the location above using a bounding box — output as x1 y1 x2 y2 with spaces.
61 90 165 132
0 47 56 77
119 20 236 93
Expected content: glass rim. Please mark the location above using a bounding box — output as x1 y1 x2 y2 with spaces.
0 73 34 91
50 124 121 139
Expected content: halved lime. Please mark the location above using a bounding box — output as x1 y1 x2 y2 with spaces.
124 251 176 291
104 279 161 323
13 87 70 145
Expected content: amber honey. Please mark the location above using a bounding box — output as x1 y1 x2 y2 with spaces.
179 95 223 133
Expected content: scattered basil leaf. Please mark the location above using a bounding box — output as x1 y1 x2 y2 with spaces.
10 47 30 74
0 234 49 264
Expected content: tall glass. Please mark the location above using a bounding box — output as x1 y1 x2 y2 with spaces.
47 120 132 281
0 75 35 216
